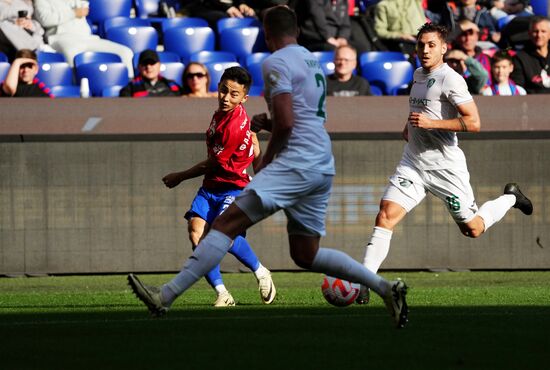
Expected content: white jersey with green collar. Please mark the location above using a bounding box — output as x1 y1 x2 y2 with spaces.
403 63 473 170
262 44 335 175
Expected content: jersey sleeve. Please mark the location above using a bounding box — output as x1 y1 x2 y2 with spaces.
263 55 292 97
442 70 473 107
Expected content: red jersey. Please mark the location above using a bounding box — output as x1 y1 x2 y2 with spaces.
203 104 254 189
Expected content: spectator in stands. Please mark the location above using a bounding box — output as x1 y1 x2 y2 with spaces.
119 49 182 97
510 16 550 94
294 0 351 51
0 0 53 62
183 0 257 31
499 0 534 49
453 19 493 84
504 0 533 17
445 48 489 93
0 48 52 97
489 0 508 21
482 49 527 95
448 0 500 43
327 44 371 96
181 62 217 97
33 0 134 77
373 0 426 58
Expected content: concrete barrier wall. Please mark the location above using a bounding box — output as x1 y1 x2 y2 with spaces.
1 97 549 274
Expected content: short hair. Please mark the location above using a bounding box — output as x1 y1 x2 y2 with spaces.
529 15 550 31
263 5 298 39
15 48 37 60
181 62 211 95
491 50 514 66
335 44 357 56
220 66 252 93
416 22 449 42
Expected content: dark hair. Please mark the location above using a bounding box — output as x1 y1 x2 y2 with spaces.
15 48 37 60
263 5 298 39
491 50 514 65
181 62 211 95
416 22 449 43
220 66 252 93
529 15 550 31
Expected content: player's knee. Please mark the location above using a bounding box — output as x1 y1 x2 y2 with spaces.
290 248 313 269
376 209 396 229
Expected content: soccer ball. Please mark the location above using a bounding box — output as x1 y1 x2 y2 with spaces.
321 275 360 307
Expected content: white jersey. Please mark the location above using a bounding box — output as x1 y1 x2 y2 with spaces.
403 63 473 170
262 44 335 175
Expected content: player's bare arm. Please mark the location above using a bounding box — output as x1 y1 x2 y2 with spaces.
162 158 216 189
408 101 480 133
402 122 409 142
251 112 272 132
256 93 294 172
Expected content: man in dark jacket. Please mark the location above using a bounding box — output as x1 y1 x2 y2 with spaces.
510 16 550 94
119 49 182 97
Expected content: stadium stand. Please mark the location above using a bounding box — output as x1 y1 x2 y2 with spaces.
88 0 132 36
216 17 262 34
0 62 10 82
312 51 336 75
219 27 268 64
189 51 237 64
106 26 159 54
74 52 122 68
163 26 216 64
205 61 240 92
103 17 152 34
75 62 129 97
36 51 66 64
37 62 75 87
361 60 414 95
50 85 81 98
159 62 185 86
161 17 209 33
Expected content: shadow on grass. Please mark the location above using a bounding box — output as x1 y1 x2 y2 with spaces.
1 305 549 370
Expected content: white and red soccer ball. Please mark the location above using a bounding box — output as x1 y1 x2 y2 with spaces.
321 275 360 307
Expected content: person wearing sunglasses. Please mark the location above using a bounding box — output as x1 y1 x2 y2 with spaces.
1 48 52 97
181 62 217 98
119 49 182 97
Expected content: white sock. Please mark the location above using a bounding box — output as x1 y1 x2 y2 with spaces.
311 248 390 297
214 285 228 295
164 230 233 304
362 226 392 273
253 263 270 279
476 194 516 231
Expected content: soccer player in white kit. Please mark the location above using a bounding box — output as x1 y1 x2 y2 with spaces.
128 6 409 328
356 23 533 304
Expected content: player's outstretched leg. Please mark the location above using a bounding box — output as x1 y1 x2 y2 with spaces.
127 273 170 317
504 183 533 215
355 285 370 305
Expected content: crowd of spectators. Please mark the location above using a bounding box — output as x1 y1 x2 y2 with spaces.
0 0 548 98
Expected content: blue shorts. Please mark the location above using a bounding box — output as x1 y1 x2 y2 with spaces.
185 186 243 225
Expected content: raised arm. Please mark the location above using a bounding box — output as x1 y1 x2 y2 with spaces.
162 157 216 189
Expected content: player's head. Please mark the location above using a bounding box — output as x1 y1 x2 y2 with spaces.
263 5 299 52
490 50 515 83
15 48 39 84
416 23 449 72
217 66 251 112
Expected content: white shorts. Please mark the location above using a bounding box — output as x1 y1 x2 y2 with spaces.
383 164 478 223
235 162 333 236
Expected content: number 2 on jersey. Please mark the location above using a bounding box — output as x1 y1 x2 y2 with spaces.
315 73 326 119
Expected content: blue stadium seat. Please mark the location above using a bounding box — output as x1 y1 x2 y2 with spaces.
359 51 407 65
103 16 152 35
106 26 158 54
132 51 181 70
245 61 264 88
74 51 122 68
75 62 129 97
245 52 270 67
369 85 382 96
163 26 215 63
0 62 10 82
87 0 132 35
37 62 74 87
189 51 237 64
134 0 159 18
205 61 240 92
247 85 263 96
312 51 335 75
36 51 66 63
497 14 516 31
219 27 267 64
161 17 209 32
216 17 261 34
159 62 184 86
531 0 548 16
0 52 7 62
50 85 81 98
102 85 123 97
361 60 413 95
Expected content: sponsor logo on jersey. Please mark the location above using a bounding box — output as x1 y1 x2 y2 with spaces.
409 96 430 107
427 78 436 88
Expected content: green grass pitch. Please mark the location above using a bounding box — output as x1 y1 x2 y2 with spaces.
1 271 549 370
